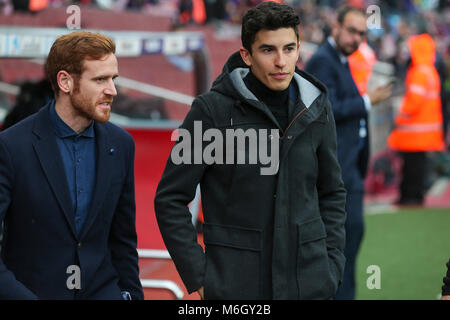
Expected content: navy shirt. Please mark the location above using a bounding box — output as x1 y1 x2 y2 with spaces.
49 101 96 237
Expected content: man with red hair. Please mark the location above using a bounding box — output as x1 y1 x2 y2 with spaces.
0 32 143 300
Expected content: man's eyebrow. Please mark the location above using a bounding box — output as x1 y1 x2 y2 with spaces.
258 44 276 50
92 73 119 79
258 42 297 49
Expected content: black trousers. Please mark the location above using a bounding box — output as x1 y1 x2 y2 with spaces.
334 192 364 300
399 152 427 203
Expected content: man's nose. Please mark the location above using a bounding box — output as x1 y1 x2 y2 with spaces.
104 79 117 96
274 51 287 68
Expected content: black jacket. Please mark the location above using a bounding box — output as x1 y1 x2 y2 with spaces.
443 259 450 296
155 52 347 299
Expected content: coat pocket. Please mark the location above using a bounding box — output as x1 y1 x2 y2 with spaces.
203 223 262 299
297 217 336 299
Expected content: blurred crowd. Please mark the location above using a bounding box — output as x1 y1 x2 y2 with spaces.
1 0 449 112
165 1 450 64
1 0 449 63
291 1 449 73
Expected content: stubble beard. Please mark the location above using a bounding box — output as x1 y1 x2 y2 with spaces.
70 86 111 124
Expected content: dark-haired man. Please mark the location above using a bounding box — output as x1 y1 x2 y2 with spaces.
305 7 392 300
155 1 346 300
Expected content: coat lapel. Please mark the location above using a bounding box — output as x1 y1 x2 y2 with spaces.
79 122 115 239
32 105 78 239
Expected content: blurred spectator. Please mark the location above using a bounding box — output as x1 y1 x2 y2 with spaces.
2 79 53 130
11 0 29 12
10 0 48 13
0 0 13 14
204 0 227 23
175 0 206 27
388 33 445 206
305 6 392 300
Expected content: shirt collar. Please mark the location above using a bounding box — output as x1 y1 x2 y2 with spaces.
49 100 95 139
327 36 348 65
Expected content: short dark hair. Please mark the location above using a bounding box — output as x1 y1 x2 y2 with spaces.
241 1 300 54
336 6 366 25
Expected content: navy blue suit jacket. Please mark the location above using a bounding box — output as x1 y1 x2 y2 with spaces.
305 41 369 193
0 104 143 299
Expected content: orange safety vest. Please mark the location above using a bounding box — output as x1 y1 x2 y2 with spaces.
388 34 444 152
28 0 49 12
348 42 377 95
192 0 206 25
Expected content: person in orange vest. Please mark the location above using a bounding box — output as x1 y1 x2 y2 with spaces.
177 0 206 26
28 0 49 12
388 33 445 206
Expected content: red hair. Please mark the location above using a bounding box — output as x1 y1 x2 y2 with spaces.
45 31 115 96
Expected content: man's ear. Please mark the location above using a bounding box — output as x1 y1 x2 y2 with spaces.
57 70 72 94
331 22 340 39
240 47 252 67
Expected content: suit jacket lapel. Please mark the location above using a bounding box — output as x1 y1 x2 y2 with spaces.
32 105 78 239
325 40 342 65
79 122 115 239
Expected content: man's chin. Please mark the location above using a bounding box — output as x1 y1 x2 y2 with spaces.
94 111 110 123
266 79 291 91
273 83 290 91
344 46 359 56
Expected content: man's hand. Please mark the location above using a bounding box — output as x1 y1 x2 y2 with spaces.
441 295 450 300
367 84 393 105
197 286 204 300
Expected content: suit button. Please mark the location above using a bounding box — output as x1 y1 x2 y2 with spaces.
77 242 82 248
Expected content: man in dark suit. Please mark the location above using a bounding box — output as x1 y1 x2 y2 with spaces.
0 31 143 299
305 7 392 299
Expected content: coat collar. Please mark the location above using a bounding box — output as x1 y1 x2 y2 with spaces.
327 36 349 65
323 38 350 70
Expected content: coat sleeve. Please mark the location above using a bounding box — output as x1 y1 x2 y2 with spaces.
108 135 144 300
0 138 38 299
305 54 367 123
315 100 347 286
154 97 212 294
442 259 450 296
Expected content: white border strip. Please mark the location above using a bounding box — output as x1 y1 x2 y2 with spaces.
138 249 171 259
115 77 194 106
